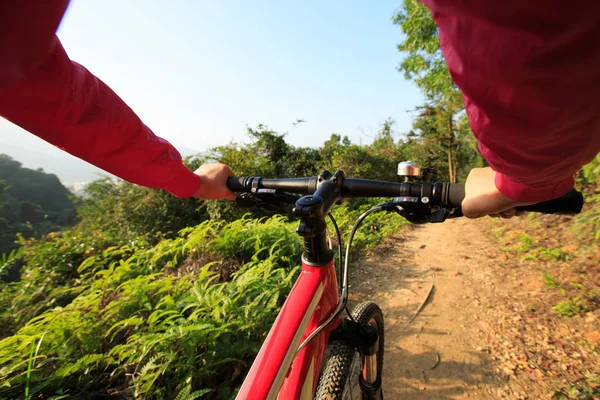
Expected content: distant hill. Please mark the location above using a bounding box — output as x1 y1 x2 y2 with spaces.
0 154 76 255
0 124 201 185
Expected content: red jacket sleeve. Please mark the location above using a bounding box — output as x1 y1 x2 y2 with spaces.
422 0 600 202
0 3 201 198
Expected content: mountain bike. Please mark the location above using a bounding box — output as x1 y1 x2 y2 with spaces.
225 163 583 400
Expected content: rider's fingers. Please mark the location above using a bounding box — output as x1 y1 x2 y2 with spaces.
500 208 517 219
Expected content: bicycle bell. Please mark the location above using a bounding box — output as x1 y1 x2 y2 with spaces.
397 161 421 182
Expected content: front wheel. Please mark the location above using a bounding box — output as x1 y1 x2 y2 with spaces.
315 301 384 400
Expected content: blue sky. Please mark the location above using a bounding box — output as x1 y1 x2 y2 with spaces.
0 0 423 183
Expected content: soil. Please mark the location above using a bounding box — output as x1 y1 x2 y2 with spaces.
347 217 599 399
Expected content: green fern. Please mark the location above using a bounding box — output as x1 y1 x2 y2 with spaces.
174 378 211 400
0 247 22 276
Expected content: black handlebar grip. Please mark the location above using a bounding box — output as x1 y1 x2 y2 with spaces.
447 183 465 208
226 176 245 192
516 188 584 214
447 183 584 215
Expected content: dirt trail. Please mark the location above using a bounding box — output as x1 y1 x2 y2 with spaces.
348 218 514 399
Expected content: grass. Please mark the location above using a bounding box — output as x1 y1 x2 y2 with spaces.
553 375 600 400
542 273 565 294
552 297 590 318
24 332 45 400
513 233 534 252
542 274 597 318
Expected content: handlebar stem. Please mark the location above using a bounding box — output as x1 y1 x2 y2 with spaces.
294 170 344 266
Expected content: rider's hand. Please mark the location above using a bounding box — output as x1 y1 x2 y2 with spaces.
192 163 237 200
462 167 532 219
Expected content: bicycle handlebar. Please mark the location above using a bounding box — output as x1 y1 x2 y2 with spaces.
446 184 583 214
227 176 584 215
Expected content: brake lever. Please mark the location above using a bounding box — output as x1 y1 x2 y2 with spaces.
380 197 461 223
235 189 300 211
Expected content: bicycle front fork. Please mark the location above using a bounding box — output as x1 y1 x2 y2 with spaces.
329 318 383 399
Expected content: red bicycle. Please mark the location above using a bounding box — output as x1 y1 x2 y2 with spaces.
226 164 583 400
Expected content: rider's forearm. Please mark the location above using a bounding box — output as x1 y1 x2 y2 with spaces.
423 0 600 202
0 35 201 198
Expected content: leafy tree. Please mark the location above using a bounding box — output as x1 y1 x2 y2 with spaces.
392 0 461 106
18 201 43 224
0 179 8 219
247 125 290 176
319 133 351 162
212 124 323 178
368 119 407 180
0 154 22 175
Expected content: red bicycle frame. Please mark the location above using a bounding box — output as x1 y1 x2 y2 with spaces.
235 259 340 399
